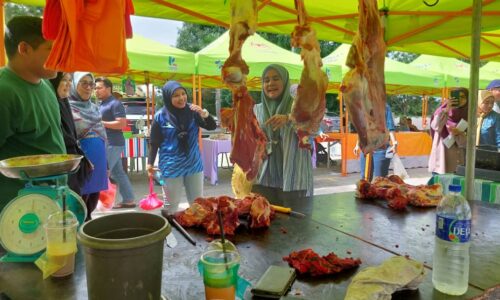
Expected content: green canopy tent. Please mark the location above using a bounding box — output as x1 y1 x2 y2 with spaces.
5 0 499 61
480 61 500 82
409 54 493 90
195 31 341 90
322 44 445 96
125 35 195 85
101 34 196 87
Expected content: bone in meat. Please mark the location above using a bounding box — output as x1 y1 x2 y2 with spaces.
221 0 267 180
290 0 328 149
340 0 388 154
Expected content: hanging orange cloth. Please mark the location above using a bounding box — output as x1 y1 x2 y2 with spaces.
44 0 134 73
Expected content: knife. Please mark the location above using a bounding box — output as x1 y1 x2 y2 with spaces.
271 205 306 218
161 209 197 246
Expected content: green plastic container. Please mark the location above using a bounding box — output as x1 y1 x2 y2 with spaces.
78 212 171 300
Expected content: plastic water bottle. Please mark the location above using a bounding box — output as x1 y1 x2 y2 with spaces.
432 184 471 295
154 170 165 186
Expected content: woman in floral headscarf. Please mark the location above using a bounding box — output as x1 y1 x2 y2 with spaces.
428 88 468 174
252 64 313 203
69 72 108 220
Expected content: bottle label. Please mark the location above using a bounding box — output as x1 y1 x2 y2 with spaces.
436 215 471 243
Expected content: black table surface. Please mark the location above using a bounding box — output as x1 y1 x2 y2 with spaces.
1 191 497 300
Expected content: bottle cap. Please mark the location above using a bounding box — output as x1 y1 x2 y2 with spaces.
448 184 461 193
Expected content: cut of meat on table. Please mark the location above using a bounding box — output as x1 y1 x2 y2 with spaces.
220 0 267 181
283 248 361 277
290 0 328 149
175 194 274 236
356 175 443 210
340 0 388 154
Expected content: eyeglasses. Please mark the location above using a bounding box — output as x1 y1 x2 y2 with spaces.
79 81 95 89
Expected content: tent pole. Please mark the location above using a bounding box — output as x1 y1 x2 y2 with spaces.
145 72 151 131
465 0 482 201
339 91 344 133
0 0 5 67
197 75 202 151
151 84 156 116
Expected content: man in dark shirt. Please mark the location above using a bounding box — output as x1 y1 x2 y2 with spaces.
96 77 136 208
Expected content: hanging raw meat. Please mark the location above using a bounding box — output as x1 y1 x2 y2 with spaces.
220 0 267 181
290 0 328 149
340 0 388 154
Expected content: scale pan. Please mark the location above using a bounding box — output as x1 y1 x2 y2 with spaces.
0 154 83 179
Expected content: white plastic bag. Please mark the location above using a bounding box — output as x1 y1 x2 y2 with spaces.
392 154 409 179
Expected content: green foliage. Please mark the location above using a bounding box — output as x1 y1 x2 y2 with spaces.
387 94 441 118
5 3 43 23
257 31 340 57
387 51 419 63
176 23 226 52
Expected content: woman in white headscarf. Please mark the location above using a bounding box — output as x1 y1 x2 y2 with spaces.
252 64 313 203
69 72 108 220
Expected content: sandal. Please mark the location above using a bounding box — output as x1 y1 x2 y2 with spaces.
113 202 136 209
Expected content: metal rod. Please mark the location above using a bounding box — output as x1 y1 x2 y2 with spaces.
465 0 482 201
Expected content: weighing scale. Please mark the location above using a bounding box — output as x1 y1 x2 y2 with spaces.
0 154 87 262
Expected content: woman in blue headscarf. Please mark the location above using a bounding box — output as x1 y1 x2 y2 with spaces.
69 72 108 220
252 64 313 202
147 81 216 212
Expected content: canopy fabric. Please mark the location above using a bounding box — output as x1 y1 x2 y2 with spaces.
10 0 498 61
197 31 301 79
195 31 341 89
410 54 493 89
322 44 444 95
104 34 196 86
480 61 500 81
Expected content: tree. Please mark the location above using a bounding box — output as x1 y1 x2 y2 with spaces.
5 3 43 23
257 31 340 57
176 23 226 52
387 51 419 63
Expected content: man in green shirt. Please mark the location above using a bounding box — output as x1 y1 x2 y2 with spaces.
0 16 65 210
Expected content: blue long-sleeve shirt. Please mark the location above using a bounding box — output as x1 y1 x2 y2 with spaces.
479 111 500 147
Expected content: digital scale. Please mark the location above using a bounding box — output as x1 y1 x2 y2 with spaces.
0 154 87 262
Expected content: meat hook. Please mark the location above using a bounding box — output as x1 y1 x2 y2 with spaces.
423 0 439 7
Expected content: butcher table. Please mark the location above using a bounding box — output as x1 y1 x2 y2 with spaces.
1 192 498 299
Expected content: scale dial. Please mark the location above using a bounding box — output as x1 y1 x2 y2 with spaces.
0 193 60 255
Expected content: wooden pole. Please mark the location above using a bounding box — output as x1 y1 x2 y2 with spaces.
0 0 5 67
339 91 344 133
465 0 482 201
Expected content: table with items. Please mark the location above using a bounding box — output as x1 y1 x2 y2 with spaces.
2 190 499 299
201 137 232 185
428 173 500 203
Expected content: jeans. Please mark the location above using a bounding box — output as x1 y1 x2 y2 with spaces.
107 145 135 203
359 148 391 182
163 172 203 212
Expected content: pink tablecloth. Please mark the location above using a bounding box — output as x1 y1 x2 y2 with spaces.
202 138 232 185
